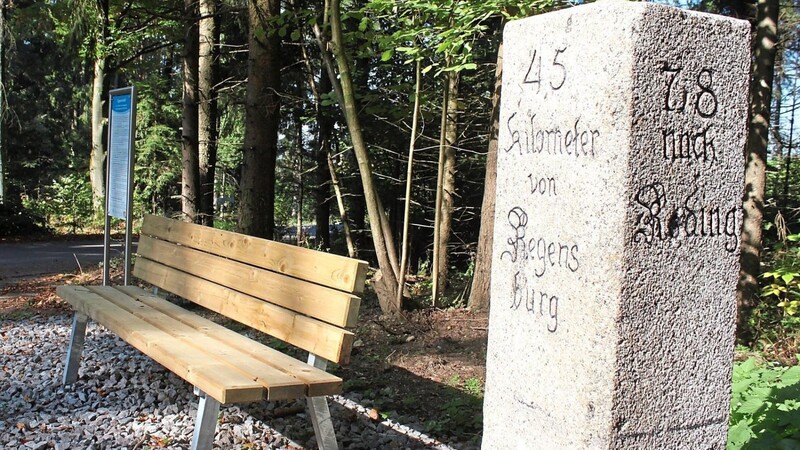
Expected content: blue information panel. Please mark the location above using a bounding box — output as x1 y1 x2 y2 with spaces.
107 89 135 219
104 86 136 286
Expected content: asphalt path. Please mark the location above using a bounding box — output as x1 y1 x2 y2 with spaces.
0 239 137 285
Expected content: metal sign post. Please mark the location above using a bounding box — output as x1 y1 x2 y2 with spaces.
103 86 136 286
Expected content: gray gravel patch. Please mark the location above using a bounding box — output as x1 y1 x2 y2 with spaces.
0 315 465 449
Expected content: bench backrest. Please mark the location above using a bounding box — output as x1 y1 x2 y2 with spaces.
132 214 368 365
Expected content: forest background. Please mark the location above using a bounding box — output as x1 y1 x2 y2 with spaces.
0 0 797 363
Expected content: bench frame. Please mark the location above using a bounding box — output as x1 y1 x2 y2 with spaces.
59 215 367 450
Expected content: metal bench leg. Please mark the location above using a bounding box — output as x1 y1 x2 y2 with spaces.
62 313 88 385
191 388 220 450
306 354 338 450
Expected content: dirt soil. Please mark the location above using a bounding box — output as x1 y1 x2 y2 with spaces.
0 266 489 448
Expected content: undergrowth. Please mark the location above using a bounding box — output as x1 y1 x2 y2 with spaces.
729 222 800 448
728 356 800 449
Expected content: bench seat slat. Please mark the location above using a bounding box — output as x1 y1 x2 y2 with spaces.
142 214 368 294
116 286 344 398
57 285 265 404
136 236 360 328
132 259 354 364
85 286 322 401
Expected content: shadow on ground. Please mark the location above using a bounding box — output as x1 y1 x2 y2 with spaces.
241 363 484 449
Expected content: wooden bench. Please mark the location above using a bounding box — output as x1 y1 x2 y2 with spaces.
57 214 368 450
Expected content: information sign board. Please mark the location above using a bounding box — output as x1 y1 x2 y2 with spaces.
107 88 135 219
103 86 136 286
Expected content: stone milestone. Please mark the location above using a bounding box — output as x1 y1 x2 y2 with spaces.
482 2 749 448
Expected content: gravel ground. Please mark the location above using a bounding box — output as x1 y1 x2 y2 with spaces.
0 315 463 450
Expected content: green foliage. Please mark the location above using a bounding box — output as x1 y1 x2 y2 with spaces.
464 376 483 397
424 374 483 436
365 0 559 74
5 1 91 214
766 156 800 215
762 242 800 316
412 262 475 308
3 0 186 232
23 173 95 232
443 374 483 396
444 374 461 386
214 218 237 232
0 203 50 237
132 78 182 218
217 98 245 172
59 0 182 66
728 357 800 449
749 232 800 357
425 394 483 436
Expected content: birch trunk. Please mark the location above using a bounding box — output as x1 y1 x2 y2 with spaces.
326 0 401 312
89 0 110 214
396 58 422 306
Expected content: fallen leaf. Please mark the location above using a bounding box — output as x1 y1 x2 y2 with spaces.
368 408 380 421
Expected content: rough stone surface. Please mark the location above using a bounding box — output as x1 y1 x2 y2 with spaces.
482 2 749 448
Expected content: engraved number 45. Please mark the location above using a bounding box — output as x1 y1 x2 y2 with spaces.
524 47 567 91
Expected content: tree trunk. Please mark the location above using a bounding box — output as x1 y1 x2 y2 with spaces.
89 58 107 214
300 32 332 251
781 84 795 210
239 0 281 239
89 0 110 214
737 0 779 341
469 39 503 311
0 0 5 205
295 109 304 246
396 57 422 307
432 69 459 305
181 0 200 223
327 0 400 312
347 149 367 254
314 147 332 250
771 53 783 161
312 20 362 254
315 75 333 250
198 0 219 227
328 152 356 257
